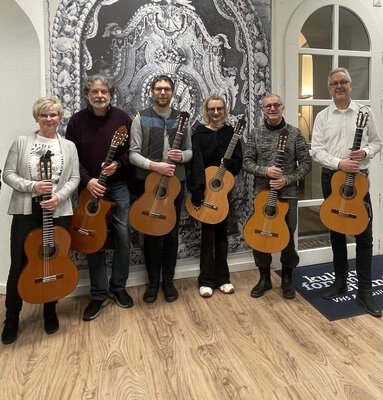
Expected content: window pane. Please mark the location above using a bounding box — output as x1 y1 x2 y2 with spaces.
299 55 332 99
298 105 327 144
300 6 333 49
339 7 370 51
339 56 370 100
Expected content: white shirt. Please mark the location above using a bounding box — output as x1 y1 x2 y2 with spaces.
311 100 382 170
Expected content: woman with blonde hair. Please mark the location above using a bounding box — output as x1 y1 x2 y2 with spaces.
188 94 242 297
2 97 80 344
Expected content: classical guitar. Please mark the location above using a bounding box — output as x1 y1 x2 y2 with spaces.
243 130 290 253
319 108 369 235
69 126 128 253
129 112 190 236
185 118 246 224
18 151 79 304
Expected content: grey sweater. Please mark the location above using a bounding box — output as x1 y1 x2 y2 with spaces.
243 123 311 198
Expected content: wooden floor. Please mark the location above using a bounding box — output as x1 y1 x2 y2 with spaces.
0 270 382 400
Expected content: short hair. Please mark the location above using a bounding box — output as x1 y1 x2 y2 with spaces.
262 93 284 106
327 67 352 86
150 74 175 92
32 97 63 120
83 74 115 98
202 94 228 124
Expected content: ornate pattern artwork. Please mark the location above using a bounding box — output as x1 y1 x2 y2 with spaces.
48 0 271 267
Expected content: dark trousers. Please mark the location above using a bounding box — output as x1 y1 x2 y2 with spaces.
5 199 71 322
321 171 373 292
198 217 230 289
252 199 299 270
134 180 184 283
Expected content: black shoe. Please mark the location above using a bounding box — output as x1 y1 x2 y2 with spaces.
44 314 59 335
250 276 272 298
163 280 178 303
82 299 108 321
356 293 382 318
109 290 134 308
322 281 347 299
143 282 159 303
281 276 295 299
1 320 18 345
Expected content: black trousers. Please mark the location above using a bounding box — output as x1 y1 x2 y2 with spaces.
198 217 231 289
5 199 70 322
321 170 373 292
134 180 184 283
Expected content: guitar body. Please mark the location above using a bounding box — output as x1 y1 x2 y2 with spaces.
129 172 181 236
186 166 235 224
69 189 116 254
18 226 79 304
320 171 369 235
244 190 290 253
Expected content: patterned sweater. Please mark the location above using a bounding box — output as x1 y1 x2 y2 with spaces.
243 122 311 198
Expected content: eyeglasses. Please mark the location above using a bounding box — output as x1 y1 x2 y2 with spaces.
263 103 282 111
207 107 225 113
153 87 172 93
329 80 350 88
39 113 60 119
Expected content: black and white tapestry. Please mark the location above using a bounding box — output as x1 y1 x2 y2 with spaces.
48 0 271 268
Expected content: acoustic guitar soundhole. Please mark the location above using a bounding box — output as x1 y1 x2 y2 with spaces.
156 186 167 198
265 205 276 217
87 200 99 214
39 245 57 258
210 178 222 191
341 185 355 199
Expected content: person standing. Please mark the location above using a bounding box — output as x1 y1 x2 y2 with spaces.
129 75 192 303
243 93 311 299
188 94 242 297
311 67 383 317
66 74 133 321
2 97 80 344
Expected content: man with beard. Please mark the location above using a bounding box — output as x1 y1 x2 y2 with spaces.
66 74 133 321
312 67 383 317
129 75 192 303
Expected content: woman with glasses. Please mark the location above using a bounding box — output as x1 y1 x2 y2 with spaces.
1 97 80 344
188 94 243 298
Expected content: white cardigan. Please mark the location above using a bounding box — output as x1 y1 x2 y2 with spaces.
3 132 80 217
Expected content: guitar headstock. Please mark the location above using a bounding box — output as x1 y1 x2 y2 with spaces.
277 130 289 152
39 150 52 181
234 118 246 137
177 112 190 134
356 108 369 129
111 126 128 148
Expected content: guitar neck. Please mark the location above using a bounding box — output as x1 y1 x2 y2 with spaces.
352 127 363 151
98 145 117 186
42 206 54 248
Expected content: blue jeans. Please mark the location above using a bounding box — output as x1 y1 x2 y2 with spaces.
321 171 373 292
252 199 299 270
87 181 131 300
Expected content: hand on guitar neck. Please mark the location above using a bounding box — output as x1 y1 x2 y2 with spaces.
149 161 176 176
267 166 286 190
33 180 58 212
338 149 366 173
87 178 106 198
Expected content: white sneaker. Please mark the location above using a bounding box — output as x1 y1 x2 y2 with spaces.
219 283 235 294
199 286 213 298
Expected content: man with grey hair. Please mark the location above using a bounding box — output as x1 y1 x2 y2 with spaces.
243 93 311 299
66 74 133 321
312 67 383 317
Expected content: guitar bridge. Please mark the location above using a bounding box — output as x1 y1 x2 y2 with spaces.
35 273 64 284
254 229 279 238
202 202 218 211
331 209 357 219
74 227 96 237
142 211 166 220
